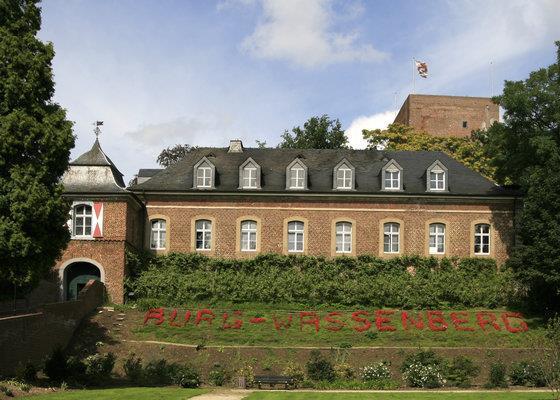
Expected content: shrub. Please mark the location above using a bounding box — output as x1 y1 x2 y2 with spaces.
401 350 445 388
142 359 175 386
208 363 229 386
509 361 546 387
236 364 255 388
306 350 335 382
43 347 69 383
127 253 517 308
485 362 508 388
83 353 116 383
123 353 143 383
333 363 355 380
282 362 306 387
361 361 392 381
0 385 13 397
15 362 37 382
311 379 399 390
173 365 200 388
444 356 480 388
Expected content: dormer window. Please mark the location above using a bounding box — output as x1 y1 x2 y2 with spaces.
333 159 355 190
381 159 403 191
286 159 307 190
193 157 215 189
426 160 448 192
239 158 261 189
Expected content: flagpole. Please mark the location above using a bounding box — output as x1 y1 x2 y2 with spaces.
412 58 416 94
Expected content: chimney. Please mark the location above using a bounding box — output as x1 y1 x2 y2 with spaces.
228 139 244 153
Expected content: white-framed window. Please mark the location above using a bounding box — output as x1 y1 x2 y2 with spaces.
73 204 93 238
242 164 258 189
429 166 446 191
429 223 445 254
196 162 212 188
383 223 400 253
195 219 212 250
240 220 257 251
289 165 305 189
336 164 352 189
335 222 352 253
384 168 400 190
474 223 490 255
150 219 166 250
287 221 304 253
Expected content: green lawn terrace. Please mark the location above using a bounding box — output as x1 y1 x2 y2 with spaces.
133 305 541 348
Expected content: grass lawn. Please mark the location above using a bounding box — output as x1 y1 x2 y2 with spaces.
130 303 545 348
245 392 552 400
21 387 207 400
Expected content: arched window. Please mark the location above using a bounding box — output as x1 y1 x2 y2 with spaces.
73 204 93 237
335 222 352 254
240 220 257 251
474 223 490 255
150 219 166 250
429 223 445 254
287 221 304 253
383 223 400 253
335 163 352 189
195 219 212 250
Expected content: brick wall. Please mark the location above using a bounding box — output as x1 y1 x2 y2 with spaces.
0 280 104 376
394 95 499 138
145 197 515 264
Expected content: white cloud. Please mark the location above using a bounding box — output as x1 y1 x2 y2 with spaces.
240 0 387 68
412 0 560 93
346 110 396 149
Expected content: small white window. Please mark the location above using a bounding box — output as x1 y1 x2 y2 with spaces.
335 222 352 253
429 223 445 254
241 220 257 251
336 164 352 189
429 166 446 191
384 167 400 190
73 204 93 238
474 224 490 255
383 223 400 253
196 162 212 188
195 219 212 250
287 221 304 253
242 164 257 189
290 165 305 189
150 219 166 250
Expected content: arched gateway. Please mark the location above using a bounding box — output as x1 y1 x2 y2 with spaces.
59 258 105 301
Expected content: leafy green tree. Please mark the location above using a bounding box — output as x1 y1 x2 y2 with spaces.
279 114 348 149
485 42 560 310
362 123 496 180
0 0 74 297
157 143 197 167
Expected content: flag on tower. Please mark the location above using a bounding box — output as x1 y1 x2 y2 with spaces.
415 60 428 78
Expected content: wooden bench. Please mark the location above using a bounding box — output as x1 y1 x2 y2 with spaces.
254 375 295 389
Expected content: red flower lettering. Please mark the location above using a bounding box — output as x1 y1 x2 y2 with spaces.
450 311 475 331
144 308 164 325
401 311 424 330
375 310 396 331
300 311 320 333
501 312 528 333
427 310 448 331
195 309 215 326
476 312 501 331
352 311 372 332
324 312 346 332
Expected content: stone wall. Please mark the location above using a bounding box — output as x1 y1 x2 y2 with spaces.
0 280 104 377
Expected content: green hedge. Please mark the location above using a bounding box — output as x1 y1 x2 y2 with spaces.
125 252 519 308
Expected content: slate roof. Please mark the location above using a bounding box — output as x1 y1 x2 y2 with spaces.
64 139 126 192
129 147 516 197
138 169 163 178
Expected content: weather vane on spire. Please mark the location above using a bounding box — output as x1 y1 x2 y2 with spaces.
93 121 104 138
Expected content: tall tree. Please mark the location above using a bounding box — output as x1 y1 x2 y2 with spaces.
362 123 496 180
279 115 348 149
0 0 74 296
157 143 197 167
485 42 560 311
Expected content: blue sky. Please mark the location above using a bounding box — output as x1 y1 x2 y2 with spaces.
38 0 560 182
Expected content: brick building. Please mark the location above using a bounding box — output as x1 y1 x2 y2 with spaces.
394 94 499 137
57 138 519 303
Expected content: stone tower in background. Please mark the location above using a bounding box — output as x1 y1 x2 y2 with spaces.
393 94 499 138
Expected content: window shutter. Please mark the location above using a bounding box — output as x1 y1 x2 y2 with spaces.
92 202 104 238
